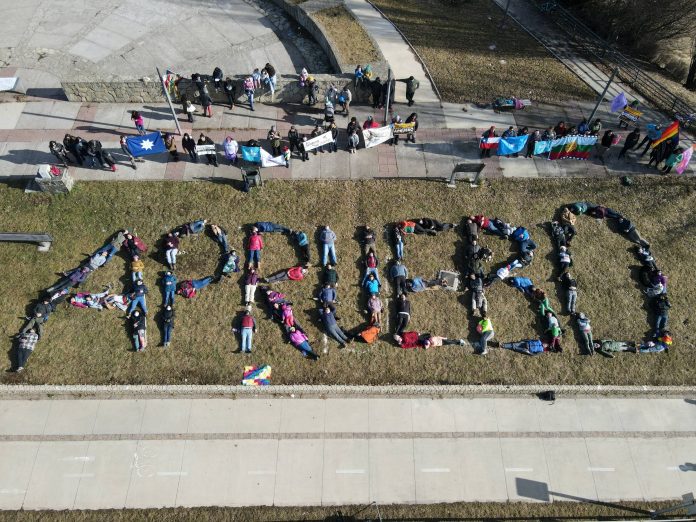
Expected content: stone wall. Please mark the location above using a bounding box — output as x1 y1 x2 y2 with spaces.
62 74 374 104
268 0 389 78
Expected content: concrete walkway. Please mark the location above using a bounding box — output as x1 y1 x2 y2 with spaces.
0 395 695 509
344 0 440 104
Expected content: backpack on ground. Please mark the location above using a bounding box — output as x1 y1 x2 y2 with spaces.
359 325 380 344
177 281 196 299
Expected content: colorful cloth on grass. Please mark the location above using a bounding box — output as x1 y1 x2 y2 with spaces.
497 135 528 155
651 121 679 148
242 365 271 386
549 135 596 160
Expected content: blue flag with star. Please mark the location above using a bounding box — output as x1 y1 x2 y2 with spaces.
126 132 167 157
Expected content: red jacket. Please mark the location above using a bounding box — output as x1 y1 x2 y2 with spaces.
248 234 263 251
399 331 421 349
288 266 305 281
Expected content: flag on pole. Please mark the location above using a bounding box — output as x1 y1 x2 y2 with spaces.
610 92 628 112
675 145 693 175
125 132 167 157
650 121 679 148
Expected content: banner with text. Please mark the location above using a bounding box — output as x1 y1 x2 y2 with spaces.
260 148 287 168
393 122 416 135
303 131 333 152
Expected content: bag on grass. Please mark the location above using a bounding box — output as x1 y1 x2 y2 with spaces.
177 281 197 299
359 325 380 344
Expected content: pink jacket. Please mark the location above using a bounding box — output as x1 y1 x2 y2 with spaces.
289 330 308 345
248 234 263 251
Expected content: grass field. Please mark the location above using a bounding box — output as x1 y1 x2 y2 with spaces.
1 177 694 386
370 0 596 104
0 500 680 521
314 6 381 67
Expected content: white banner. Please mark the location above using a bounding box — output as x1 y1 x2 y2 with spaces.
303 131 333 152
260 148 287 168
195 144 216 155
362 125 393 149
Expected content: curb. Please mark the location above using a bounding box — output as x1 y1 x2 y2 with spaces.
1 384 695 400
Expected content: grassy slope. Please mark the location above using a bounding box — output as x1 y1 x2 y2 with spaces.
370 0 596 103
0 178 694 386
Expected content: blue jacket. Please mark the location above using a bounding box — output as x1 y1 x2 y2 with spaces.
390 264 408 278
295 231 308 246
319 287 336 303
364 279 380 294
164 273 177 290
509 277 533 290
322 310 338 327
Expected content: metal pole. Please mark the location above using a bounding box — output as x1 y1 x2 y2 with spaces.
156 67 182 136
499 0 511 28
384 68 392 125
588 67 618 125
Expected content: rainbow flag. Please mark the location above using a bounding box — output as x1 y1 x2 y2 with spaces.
651 121 679 148
242 365 271 386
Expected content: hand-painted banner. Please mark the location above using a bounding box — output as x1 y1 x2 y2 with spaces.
675 146 693 175
497 135 529 156
619 106 642 126
303 131 333 152
548 135 597 160
393 122 416 135
363 125 393 149
241 146 261 163
260 149 287 168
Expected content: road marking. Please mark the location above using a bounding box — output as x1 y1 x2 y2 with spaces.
63 473 94 478
587 467 615 472
248 470 275 475
421 468 450 473
336 469 365 474
156 471 188 477
666 466 680 471
0 489 26 495
61 456 94 462
505 468 533 472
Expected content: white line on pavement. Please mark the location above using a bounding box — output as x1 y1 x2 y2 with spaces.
0 489 26 495
421 468 450 473
335 469 366 474
666 466 680 471
505 468 534 472
156 471 188 476
587 467 615 472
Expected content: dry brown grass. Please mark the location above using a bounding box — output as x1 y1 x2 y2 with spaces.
314 5 381 67
0 177 694 386
0 499 678 521
370 0 596 104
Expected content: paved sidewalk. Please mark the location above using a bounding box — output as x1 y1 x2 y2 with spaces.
0 396 694 509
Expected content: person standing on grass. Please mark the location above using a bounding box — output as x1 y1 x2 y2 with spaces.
162 305 174 348
131 110 145 135
397 75 420 106
233 310 257 353
618 127 640 160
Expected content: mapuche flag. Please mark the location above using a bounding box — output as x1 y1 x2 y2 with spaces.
651 121 679 148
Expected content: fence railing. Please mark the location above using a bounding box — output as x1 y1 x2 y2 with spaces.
532 0 695 120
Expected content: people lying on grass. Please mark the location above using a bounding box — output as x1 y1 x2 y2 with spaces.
321 306 352 348
652 293 671 334
560 272 578 314
506 276 535 295
362 226 377 253
394 331 466 349
393 294 411 335
288 327 318 360
476 313 495 355
538 292 558 318
390 260 408 296
13 328 39 372
616 217 650 248
127 279 149 316
316 284 337 307
131 255 145 282
161 305 175 348
545 318 563 353
363 273 381 295
244 268 259 306
501 339 548 356
281 303 297 329
262 287 289 306
319 226 338 266
511 227 537 255
593 339 641 357
123 233 146 258
232 309 257 354
247 228 263 269
19 298 55 338
46 266 92 295
367 293 383 326
68 290 109 310
558 246 572 275
468 274 488 316
399 220 435 236
550 221 570 250
412 218 456 233
483 264 517 287
324 263 339 287
393 225 404 260
86 250 108 272
255 222 291 234
289 230 310 263
575 312 594 355
362 249 380 285
465 255 485 278
262 266 309 285
406 276 448 293
636 246 657 270
102 293 131 312
175 277 215 299
164 232 180 270
586 205 621 220
219 250 240 278
162 270 177 306
210 224 229 252
464 238 481 259
464 218 480 242
131 310 147 352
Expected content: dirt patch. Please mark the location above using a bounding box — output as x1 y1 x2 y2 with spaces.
370 0 596 104
313 5 381 67
0 178 694 386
